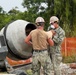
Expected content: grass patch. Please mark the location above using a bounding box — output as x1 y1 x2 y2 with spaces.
62 55 76 63
26 69 32 75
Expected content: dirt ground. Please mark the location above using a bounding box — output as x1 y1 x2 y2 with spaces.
0 63 76 75
40 63 76 75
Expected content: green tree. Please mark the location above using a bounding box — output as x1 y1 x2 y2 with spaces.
0 6 24 30
22 0 76 37
0 0 76 37
22 0 54 29
0 6 6 29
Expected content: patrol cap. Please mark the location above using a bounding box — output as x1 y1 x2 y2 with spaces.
35 17 45 23
50 16 59 24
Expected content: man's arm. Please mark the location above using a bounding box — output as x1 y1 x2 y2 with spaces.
47 38 54 46
46 30 54 46
53 30 65 45
25 34 32 45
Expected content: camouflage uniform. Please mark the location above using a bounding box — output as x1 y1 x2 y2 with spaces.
48 26 65 75
32 50 53 75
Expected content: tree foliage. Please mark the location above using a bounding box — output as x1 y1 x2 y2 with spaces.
22 0 76 37
0 0 76 37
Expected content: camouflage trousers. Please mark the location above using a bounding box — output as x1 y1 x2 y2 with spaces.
50 52 62 75
32 50 53 75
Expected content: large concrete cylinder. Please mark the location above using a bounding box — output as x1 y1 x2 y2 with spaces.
1 20 36 60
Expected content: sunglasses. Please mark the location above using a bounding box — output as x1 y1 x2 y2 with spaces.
50 21 57 25
36 22 45 26
50 22 55 25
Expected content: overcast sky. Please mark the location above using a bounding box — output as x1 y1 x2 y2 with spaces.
0 0 26 12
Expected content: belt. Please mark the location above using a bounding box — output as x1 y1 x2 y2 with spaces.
33 49 47 52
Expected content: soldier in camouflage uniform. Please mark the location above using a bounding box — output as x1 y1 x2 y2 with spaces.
25 17 54 75
47 16 65 75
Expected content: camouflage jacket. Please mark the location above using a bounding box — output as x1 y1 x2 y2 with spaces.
48 26 65 54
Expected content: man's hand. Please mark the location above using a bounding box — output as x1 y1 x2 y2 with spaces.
25 34 32 46
50 30 56 36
